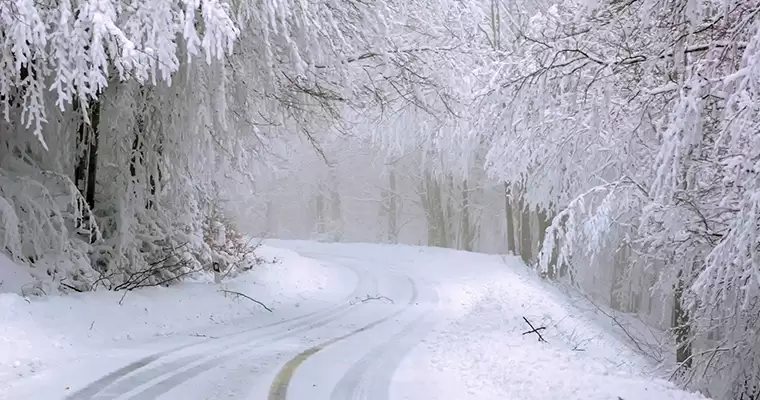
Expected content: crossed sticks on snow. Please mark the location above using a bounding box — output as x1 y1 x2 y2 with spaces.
522 317 547 343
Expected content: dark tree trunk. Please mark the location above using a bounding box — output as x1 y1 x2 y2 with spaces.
130 120 143 179
129 114 162 210
74 101 87 195
461 179 473 251
517 184 532 264
73 99 100 243
265 200 275 233
504 182 516 254
673 270 692 369
388 168 397 243
315 189 325 234
85 101 100 211
147 135 162 210
422 172 446 247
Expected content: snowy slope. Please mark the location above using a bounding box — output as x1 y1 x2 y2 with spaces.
0 253 37 296
0 245 355 394
0 241 707 400
268 240 707 400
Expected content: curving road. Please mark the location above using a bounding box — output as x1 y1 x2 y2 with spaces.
65 249 441 400
7 242 704 400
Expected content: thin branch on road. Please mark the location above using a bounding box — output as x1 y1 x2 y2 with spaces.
350 294 395 305
219 289 273 312
189 333 219 339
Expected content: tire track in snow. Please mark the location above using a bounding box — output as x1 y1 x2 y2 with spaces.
330 283 439 400
120 315 345 400
115 259 382 400
267 275 419 400
67 259 375 400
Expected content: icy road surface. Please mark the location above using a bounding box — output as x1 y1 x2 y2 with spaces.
1 241 707 400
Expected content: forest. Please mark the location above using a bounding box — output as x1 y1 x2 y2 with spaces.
0 0 758 399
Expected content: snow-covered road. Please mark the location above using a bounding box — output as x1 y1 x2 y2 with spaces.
1 241 707 400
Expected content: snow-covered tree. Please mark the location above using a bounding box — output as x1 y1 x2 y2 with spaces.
0 0 474 290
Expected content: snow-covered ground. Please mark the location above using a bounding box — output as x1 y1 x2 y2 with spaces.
0 240 707 400
0 245 355 397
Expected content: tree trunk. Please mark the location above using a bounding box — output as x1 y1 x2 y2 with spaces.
537 207 558 278
490 0 500 49
610 245 626 311
517 184 532 264
441 178 452 248
147 133 163 210
329 166 341 240
422 172 446 247
129 113 145 183
388 168 397 243
85 100 100 214
673 270 692 369
536 208 548 250
461 180 473 251
504 182 516 254
74 99 100 243
265 199 275 233
74 101 87 198
315 189 325 235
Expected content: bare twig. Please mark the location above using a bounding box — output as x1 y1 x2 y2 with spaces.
668 346 731 381
114 257 196 293
189 333 218 339
521 326 546 334
523 317 548 342
350 294 395 305
573 289 660 361
312 46 460 69
219 289 273 313
21 283 46 296
60 282 83 293
220 237 263 281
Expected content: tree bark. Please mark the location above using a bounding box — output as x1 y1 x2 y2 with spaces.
388 168 398 243
673 270 692 369
537 207 557 278
265 199 275 233
517 185 532 264
85 100 100 213
74 101 86 198
73 99 100 243
504 182 516 254
329 165 341 239
461 179 473 251
422 172 446 247
315 189 325 235
610 246 626 311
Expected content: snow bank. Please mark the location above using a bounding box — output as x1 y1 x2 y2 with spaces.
390 248 707 400
275 241 706 400
0 253 36 296
0 244 352 385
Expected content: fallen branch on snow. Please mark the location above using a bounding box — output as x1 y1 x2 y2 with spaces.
60 282 83 293
350 294 394 305
522 317 547 343
219 289 273 312
571 288 662 362
189 333 219 339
